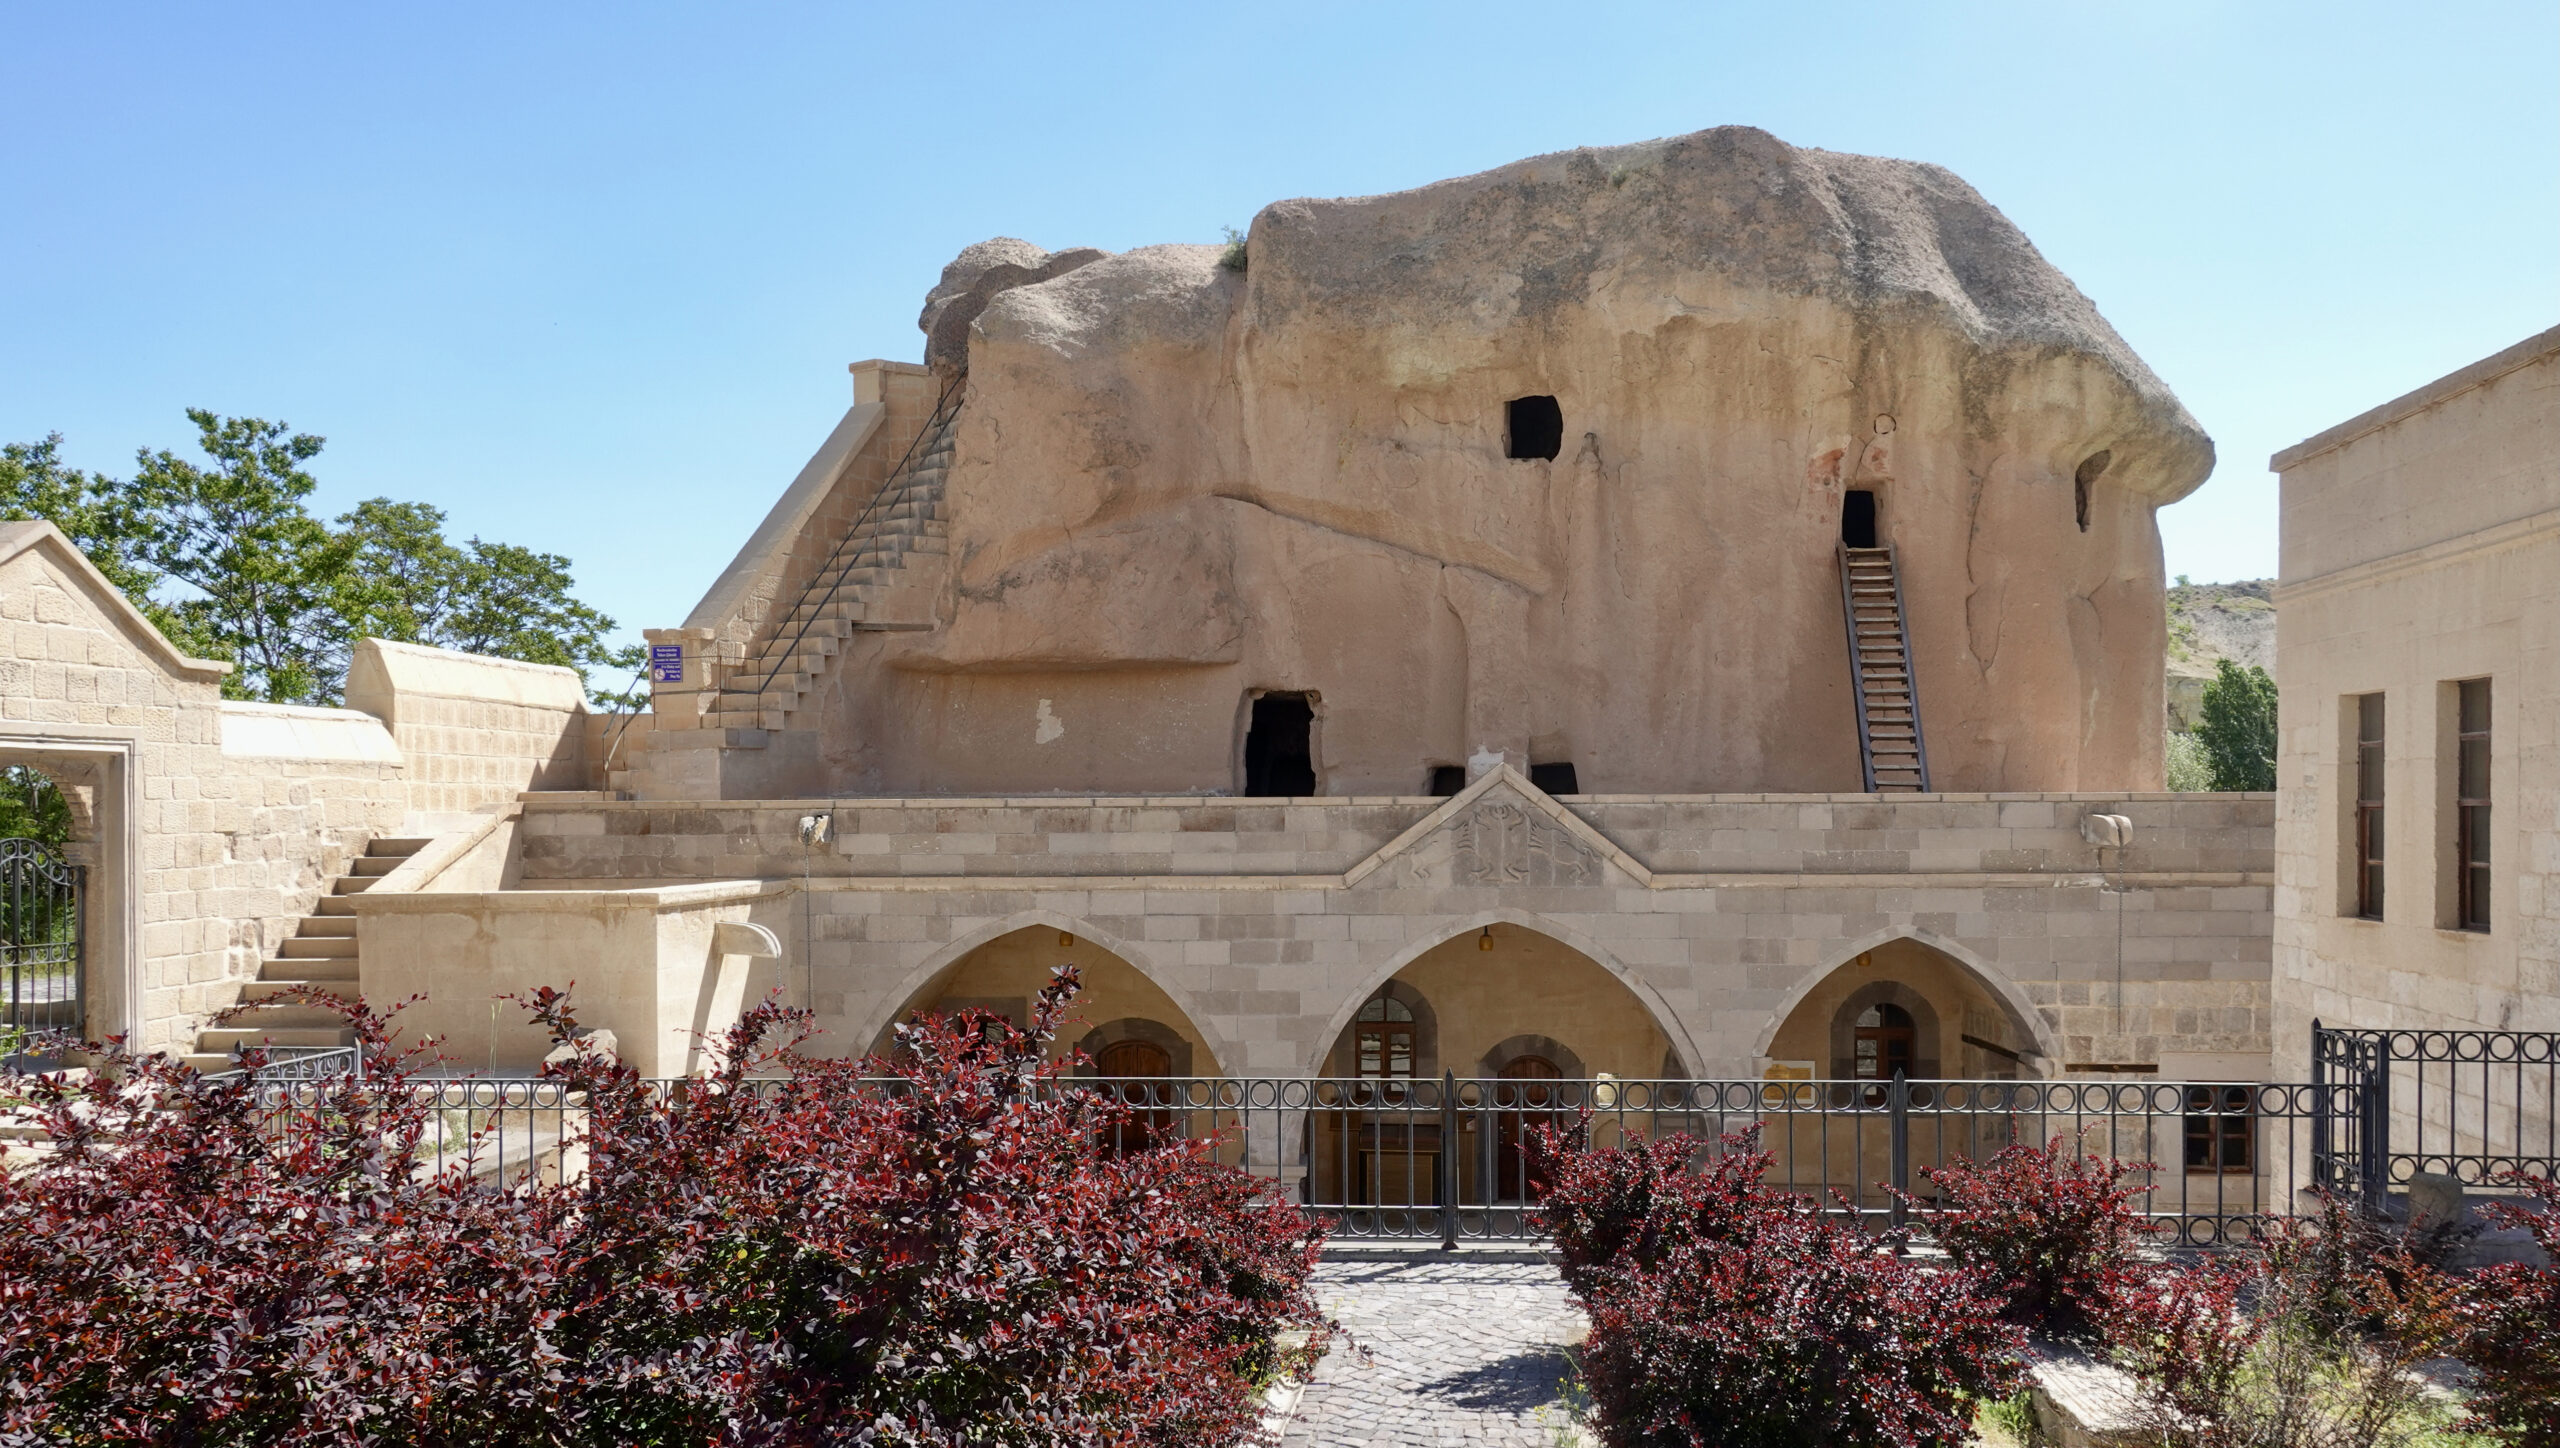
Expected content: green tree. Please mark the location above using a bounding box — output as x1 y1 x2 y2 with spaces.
336 498 646 703
126 410 353 702
2196 659 2277 792
0 766 71 846
2163 731 2213 791
7 413 643 708
1 436 160 605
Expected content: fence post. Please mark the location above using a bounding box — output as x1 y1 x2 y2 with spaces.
2310 1019 2329 1190
1440 1070 1461 1251
1888 1069 1910 1233
2360 1036 2392 1219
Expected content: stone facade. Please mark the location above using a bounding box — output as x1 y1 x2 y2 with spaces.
10 132 2302 1100
1 521 617 1055
355 775 2274 1081
2270 325 2560 1074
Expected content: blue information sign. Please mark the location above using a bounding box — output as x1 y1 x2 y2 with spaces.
649 644 685 683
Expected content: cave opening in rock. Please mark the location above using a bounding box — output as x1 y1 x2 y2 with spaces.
1505 396 1563 461
1429 765 1465 797
1243 693 1317 797
2074 450 2112 533
1528 762 1580 795
1841 489 1879 549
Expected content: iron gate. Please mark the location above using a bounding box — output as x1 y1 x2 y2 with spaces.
1 836 83 1046
2313 1021 2560 1203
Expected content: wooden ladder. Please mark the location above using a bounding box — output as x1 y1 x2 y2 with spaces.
1839 543 1930 792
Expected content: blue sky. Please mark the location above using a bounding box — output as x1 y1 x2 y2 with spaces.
5 1 2553 654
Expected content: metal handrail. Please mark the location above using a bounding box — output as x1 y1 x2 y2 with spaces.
745 375 965 706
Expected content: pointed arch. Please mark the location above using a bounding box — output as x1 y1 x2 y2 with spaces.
1303 907 1705 1079
1748 926 2061 1070
848 907 1239 1076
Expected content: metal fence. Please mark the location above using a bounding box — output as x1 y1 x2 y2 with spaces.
2313 1023 2560 1200
249 1070 2329 1246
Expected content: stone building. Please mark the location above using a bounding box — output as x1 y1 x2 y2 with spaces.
2269 325 2560 1076
4 128 2279 1106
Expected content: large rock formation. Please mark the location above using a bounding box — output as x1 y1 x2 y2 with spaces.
809 126 2214 795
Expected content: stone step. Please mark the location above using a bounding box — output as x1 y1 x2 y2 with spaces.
300 915 358 938
261 956 360 983
316 896 358 917
350 856 404 877
195 1025 356 1051
333 875 378 895
369 837 435 857
241 978 357 1004
278 936 358 959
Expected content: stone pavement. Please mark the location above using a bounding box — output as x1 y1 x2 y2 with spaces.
1269 1252 1589 1447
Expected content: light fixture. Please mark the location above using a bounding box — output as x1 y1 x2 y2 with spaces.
1477 926 1495 952
1059 931 1076 948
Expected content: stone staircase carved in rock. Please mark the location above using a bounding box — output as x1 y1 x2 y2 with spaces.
704 393 961 733
181 836 429 1073
1839 543 1931 792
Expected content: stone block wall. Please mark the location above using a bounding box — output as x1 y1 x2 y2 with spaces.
2270 327 2560 1075
499 782 2275 1081
2 524 408 1054
345 638 591 821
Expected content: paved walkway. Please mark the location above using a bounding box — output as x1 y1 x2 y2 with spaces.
1271 1253 1589 1447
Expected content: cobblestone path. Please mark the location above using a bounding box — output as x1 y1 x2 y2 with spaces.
1271 1253 1588 1447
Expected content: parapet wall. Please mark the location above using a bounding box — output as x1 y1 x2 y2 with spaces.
345 638 592 821
513 791 2271 887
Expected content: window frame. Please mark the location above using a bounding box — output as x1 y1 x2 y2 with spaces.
2456 678 2491 933
2354 692 2385 921
2182 1084 2256 1175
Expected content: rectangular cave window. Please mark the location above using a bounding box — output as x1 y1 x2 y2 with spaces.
1243 692 1317 797
1428 765 1465 797
1505 395 1563 460
1841 489 1879 549
1528 762 1579 795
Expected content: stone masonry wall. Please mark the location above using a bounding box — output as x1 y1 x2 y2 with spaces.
509 784 2275 1079
1 525 408 1054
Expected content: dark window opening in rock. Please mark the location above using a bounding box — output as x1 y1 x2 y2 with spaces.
2074 450 2111 533
1505 396 1563 461
1243 693 1317 796
1841 489 1879 549
1429 765 1465 797
1528 762 1579 795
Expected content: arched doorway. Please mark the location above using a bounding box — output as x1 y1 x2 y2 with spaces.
1850 1001 1919 1080
1760 937 2047 1215
1313 923 1681 1214
873 925 1223 1156
1493 1052 1563 1202
1092 1036 1175 1155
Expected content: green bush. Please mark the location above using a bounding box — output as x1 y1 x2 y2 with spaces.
2164 731 2213 791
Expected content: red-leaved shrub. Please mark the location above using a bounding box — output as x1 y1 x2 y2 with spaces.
1911 1135 2159 1340
0 967 1327 1446
1532 1123 2022 1448
2102 1198 2471 1448
2454 1172 2560 1447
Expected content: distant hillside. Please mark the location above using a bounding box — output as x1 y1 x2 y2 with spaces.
2166 578 2275 731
